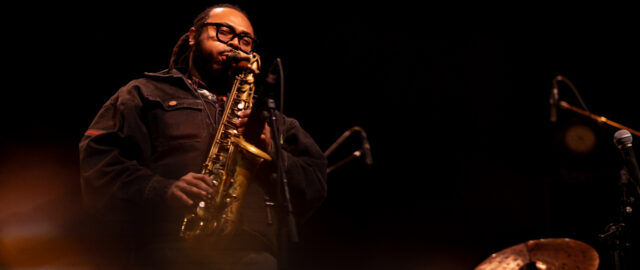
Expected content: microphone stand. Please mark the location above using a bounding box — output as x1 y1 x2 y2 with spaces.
265 98 299 244
560 99 640 269
599 169 636 270
243 57 296 269
560 99 640 270
249 97 298 270
324 126 371 173
558 100 640 137
551 78 640 269
327 150 363 174
552 75 640 136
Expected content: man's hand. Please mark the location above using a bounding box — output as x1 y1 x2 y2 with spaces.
167 172 215 207
236 110 272 154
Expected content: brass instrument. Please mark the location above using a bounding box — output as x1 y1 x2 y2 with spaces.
180 51 271 241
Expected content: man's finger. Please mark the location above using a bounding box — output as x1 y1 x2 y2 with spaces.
182 175 215 193
177 181 208 197
237 110 251 117
176 191 194 206
168 187 194 206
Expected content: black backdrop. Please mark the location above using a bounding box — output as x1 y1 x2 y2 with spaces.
2 2 639 269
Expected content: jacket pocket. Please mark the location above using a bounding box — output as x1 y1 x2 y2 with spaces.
146 98 206 144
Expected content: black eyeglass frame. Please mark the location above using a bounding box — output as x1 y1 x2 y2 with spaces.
201 22 258 53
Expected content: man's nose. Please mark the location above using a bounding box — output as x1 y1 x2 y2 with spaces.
226 36 241 50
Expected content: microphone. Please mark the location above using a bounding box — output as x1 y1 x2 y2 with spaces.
243 59 281 145
355 127 373 166
614 129 640 195
265 58 280 85
550 76 560 122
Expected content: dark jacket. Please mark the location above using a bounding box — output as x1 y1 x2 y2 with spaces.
79 69 327 267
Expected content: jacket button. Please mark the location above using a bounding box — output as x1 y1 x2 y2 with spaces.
168 100 177 106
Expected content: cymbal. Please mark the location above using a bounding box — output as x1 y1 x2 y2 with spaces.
475 238 599 270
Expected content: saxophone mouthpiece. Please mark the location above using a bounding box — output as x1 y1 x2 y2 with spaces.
227 52 259 73
227 52 252 70
227 52 252 63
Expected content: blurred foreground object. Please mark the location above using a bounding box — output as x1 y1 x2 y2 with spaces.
475 238 599 270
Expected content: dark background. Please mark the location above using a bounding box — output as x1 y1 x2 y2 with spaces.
2 2 639 269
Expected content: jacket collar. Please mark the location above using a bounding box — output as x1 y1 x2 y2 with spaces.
144 68 187 80
144 69 207 91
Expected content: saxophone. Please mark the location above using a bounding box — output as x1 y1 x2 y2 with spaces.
180 51 271 241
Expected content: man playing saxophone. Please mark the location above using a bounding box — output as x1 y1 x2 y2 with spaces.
79 4 327 269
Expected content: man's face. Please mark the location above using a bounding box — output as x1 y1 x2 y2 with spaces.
189 7 255 80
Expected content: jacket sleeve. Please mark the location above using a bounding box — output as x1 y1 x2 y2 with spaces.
79 84 174 218
268 116 328 222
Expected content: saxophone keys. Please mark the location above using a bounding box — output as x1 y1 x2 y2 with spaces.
196 201 212 219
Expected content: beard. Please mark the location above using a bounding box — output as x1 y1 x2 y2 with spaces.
190 44 235 93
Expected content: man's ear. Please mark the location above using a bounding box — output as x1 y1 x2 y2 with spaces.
188 27 196 46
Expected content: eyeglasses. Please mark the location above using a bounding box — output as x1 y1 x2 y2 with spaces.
202 22 257 53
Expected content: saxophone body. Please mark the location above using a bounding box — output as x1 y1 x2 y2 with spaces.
180 51 271 242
